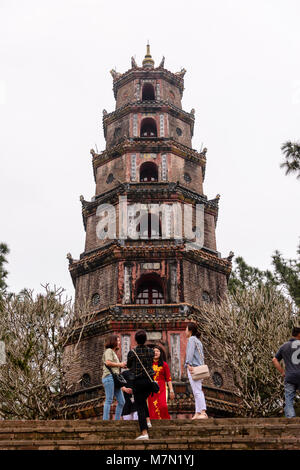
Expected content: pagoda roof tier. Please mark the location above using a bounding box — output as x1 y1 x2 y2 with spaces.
80 182 219 229
91 138 207 179
65 304 195 342
60 392 240 416
65 303 227 343
111 67 185 99
68 241 232 284
102 99 195 137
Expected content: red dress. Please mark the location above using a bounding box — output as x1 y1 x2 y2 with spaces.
148 360 172 419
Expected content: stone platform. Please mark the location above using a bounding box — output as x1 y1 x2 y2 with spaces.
0 418 299 450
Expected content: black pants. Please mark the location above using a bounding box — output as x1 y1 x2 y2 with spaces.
133 377 152 432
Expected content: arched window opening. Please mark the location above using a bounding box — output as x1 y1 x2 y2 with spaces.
91 293 100 306
140 118 157 137
202 292 211 303
142 83 155 101
212 372 223 388
140 162 158 182
81 373 91 388
136 275 165 305
136 212 162 238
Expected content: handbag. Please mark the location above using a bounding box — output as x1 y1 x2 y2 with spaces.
105 364 127 389
190 341 210 381
132 349 160 395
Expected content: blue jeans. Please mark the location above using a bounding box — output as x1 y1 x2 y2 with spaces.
102 374 125 420
284 382 299 418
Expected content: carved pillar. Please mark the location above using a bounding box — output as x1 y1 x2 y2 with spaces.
131 154 137 181
170 334 181 380
121 334 131 363
159 114 164 137
123 263 132 304
133 114 138 137
169 261 178 303
161 153 167 181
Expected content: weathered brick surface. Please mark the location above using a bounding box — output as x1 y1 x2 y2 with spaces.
64 334 105 387
167 114 192 147
105 114 130 149
75 263 118 309
115 80 135 109
95 155 126 195
182 259 228 304
0 418 299 450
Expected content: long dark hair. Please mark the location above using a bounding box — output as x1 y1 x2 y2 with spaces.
186 322 200 339
151 344 166 367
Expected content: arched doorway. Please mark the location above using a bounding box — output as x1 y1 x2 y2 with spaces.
142 83 155 101
140 118 157 137
140 162 158 182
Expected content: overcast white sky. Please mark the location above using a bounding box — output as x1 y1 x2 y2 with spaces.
0 0 299 298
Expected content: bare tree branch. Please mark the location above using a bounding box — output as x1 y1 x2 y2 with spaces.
0 285 94 419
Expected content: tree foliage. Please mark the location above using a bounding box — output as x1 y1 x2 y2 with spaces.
281 141 300 179
228 256 277 294
272 244 300 309
0 285 93 419
199 286 299 417
229 243 300 309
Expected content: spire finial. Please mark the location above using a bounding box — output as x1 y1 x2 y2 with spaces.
143 42 154 69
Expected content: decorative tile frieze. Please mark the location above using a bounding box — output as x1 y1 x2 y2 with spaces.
171 334 181 380
130 154 136 181
141 262 161 270
160 114 165 137
140 153 157 159
161 153 167 181
156 83 160 100
133 114 138 137
135 82 140 101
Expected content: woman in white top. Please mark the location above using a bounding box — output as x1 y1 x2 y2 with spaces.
184 322 208 419
102 334 132 420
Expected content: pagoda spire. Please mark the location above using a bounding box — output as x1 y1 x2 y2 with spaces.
142 42 155 69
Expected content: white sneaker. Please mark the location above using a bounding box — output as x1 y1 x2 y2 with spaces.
135 434 149 440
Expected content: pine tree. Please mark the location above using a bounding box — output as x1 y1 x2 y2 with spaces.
281 141 300 179
0 243 9 294
272 242 300 309
228 256 278 294
229 245 300 309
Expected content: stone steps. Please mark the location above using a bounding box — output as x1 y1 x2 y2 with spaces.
0 436 299 450
0 424 299 439
0 418 299 450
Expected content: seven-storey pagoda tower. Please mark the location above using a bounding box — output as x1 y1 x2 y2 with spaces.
63 46 237 418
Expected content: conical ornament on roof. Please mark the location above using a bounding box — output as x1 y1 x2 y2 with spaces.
142 43 155 69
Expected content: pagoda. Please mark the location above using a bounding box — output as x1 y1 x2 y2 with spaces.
63 45 238 418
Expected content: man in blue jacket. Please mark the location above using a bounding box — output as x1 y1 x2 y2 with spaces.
272 327 300 417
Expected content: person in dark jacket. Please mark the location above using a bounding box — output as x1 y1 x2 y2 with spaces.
121 369 138 420
127 330 155 440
